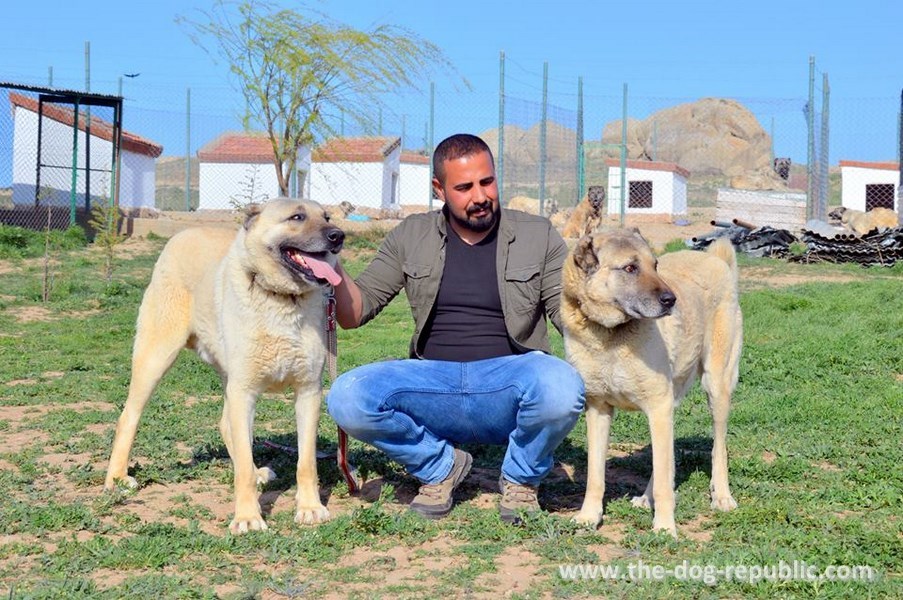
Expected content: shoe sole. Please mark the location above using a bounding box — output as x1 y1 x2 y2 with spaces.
409 451 473 519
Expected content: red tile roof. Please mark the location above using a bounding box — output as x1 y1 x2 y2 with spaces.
401 151 430 165
313 136 401 163
605 159 690 179
9 91 163 158
839 160 899 171
197 131 277 163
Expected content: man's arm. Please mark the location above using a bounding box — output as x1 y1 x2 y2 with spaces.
332 225 407 329
333 261 364 329
540 224 568 334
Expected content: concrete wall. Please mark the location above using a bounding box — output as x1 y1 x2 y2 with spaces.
716 188 807 231
840 165 899 212
198 162 282 210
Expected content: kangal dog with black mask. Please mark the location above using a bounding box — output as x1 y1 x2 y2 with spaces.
105 198 345 534
561 228 742 537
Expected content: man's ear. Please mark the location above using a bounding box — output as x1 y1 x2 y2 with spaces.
574 234 599 274
431 178 445 202
243 203 263 230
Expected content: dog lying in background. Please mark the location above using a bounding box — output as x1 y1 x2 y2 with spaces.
506 195 559 216
105 198 344 534
828 206 900 235
561 228 741 537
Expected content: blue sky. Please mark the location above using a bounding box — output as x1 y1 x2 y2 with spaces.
1 0 901 173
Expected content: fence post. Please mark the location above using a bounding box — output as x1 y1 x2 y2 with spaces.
539 61 548 215
898 88 903 218
577 76 584 206
806 56 816 220
819 73 830 218
185 88 191 211
619 83 628 227
428 82 435 211
498 51 505 203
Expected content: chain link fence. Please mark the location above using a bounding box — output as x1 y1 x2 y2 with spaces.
2 60 900 234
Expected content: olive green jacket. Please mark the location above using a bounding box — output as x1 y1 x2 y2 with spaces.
354 207 567 358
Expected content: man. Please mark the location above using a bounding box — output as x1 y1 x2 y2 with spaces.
327 133 585 522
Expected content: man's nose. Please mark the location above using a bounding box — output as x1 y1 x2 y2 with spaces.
472 185 487 203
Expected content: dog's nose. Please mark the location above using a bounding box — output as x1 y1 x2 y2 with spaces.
659 290 676 310
326 228 345 248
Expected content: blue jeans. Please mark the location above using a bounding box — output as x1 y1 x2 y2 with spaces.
326 351 585 486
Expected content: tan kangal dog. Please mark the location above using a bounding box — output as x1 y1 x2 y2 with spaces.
561 188 605 239
828 206 900 235
105 198 345 534
561 228 741 537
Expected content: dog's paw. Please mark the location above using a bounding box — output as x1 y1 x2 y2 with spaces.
711 494 738 512
630 494 653 510
573 510 603 529
653 522 679 539
104 475 139 492
256 466 276 485
229 515 269 534
295 505 330 525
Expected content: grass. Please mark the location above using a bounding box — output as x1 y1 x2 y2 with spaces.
0 224 900 598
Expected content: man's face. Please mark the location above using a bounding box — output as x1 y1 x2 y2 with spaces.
433 150 499 234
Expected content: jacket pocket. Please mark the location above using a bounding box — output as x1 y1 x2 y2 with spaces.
403 262 433 309
505 264 541 313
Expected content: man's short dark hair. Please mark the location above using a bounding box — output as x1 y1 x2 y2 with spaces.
433 134 494 183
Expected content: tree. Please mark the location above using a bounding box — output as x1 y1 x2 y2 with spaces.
180 0 459 197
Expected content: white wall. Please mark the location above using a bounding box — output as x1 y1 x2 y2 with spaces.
840 165 900 212
12 106 155 209
606 166 686 216
198 162 282 210
309 162 385 209
399 163 431 206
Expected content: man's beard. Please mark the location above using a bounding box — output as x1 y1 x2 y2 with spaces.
451 201 499 233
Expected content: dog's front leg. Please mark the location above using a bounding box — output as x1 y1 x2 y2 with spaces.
574 400 613 528
225 383 267 534
646 403 677 537
294 387 330 525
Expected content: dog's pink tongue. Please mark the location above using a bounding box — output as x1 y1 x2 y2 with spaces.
304 256 342 286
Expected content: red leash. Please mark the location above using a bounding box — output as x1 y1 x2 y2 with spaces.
326 288 361 495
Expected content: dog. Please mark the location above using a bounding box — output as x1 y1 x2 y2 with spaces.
104 198 345 534
561 186 605 239
561 227 741 537
506 195 559 216
827 206 900 235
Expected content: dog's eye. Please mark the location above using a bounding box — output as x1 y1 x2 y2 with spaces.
289 213 307 222
623 264 637 274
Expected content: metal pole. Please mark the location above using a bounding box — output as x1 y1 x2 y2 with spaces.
401 114 406 150
48 66 53 87
428 82 435 211
819 73 830 218
70 102 79 226
85 41 92 217
619 83 628 227
539 61 548 216
898 88 903 217
498 51 505 203
806 56 816 220
185 88 192 211
577 76 584 206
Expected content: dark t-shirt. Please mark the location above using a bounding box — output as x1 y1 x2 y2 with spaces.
419 221 518 361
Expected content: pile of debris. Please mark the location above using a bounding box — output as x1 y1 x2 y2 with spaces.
688 219 903 267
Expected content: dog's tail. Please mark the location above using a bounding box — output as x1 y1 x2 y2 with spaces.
706 236 738 282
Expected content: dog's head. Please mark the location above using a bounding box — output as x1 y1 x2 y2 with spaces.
827 206 847 222
587 186 606 213
241 198 345 295
562 227 676 329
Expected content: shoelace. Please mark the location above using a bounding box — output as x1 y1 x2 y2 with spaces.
503 483 538 503
416 483 446 500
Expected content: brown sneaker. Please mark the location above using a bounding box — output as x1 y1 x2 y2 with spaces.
409 448 473 519
498 475 540 524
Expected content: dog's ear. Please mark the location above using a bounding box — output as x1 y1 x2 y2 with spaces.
243 203 263 230
573 235 599 274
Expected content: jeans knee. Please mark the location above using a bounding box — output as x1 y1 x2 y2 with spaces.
326 372 371 431
525 355 586 423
